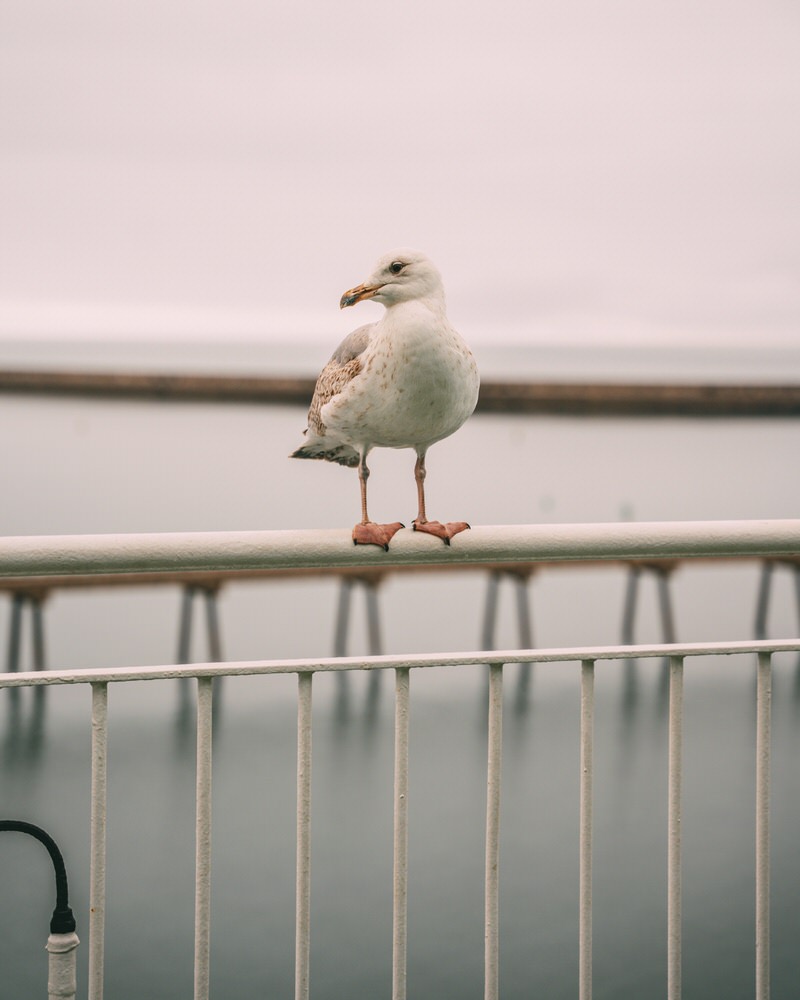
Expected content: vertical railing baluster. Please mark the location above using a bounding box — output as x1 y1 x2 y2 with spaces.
756 652 772 1000
579 660 595 1000
88 682 108 1000
667 655 684 1000
296 672 313 1000
194 675 214 1000
485 663 503 1000
393 667 411 1000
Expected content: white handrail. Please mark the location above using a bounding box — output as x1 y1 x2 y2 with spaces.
1 638 798 688
0 519 799 579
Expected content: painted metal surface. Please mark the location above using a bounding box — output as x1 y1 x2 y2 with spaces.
484 663 503 1000
756 652 772 1000
579 660 594 1000
295 673 313 1000
667 657 684 1000
46 932 80 1000
393 668 410 1000
1 521 799 1000
3 642 798 1000
1 638 797 690
194 677 214 1000
88 684 107 1000
1 520 800 579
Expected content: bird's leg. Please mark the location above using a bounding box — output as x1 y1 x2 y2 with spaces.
411 450 471 546
359 452 371 523
413 452 429 523
352 451 404 551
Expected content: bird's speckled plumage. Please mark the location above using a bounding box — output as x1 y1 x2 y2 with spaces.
290 248 479 549
291 249 479 465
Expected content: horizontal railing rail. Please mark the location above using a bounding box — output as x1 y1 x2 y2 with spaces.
2 519 800 580
1 638 798 688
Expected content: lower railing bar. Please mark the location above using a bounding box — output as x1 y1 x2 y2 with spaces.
194 676 214 1000
755 652 771 1000
485 663 503 1000
667 656 684 1000
393 667 411 1000
3 639 798 689
88 682 108 1000
579 660 595 1000
296 672 313 1000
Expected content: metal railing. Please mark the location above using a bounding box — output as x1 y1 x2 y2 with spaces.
2 520 800 1000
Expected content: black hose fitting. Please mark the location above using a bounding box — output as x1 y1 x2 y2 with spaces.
0 820 77 934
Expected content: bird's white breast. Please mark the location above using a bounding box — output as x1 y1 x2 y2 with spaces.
320 301 479 451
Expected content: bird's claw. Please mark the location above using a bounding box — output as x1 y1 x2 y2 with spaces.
412 520 471 545
352 521 405 550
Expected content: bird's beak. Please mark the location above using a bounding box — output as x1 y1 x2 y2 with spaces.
340 283 381 309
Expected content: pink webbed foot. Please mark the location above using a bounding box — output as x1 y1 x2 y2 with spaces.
352 521 405 551
412 520 471 546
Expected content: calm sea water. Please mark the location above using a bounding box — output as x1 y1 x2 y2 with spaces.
1 339 799 998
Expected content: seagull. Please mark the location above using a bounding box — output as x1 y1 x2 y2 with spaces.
290 249 480 550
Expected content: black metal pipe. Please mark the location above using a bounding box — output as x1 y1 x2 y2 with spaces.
0 820 76 933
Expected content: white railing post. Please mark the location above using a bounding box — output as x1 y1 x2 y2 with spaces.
579 659 595 1000
485 662 503 1000
393 667 411 1000
756 652 772 1000
667 655 684 1000
88 682 108 1000
194 676 214 1000
296 672 313 1000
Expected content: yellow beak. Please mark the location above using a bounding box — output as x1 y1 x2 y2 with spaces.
340 283 381 309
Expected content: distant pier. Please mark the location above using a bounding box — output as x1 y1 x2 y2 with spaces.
1 369 799 417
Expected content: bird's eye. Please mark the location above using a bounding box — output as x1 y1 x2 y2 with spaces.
389 261 405 275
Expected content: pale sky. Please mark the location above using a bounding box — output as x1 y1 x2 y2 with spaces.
1 0 799 347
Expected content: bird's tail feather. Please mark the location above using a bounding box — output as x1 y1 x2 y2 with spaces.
290 438 360 467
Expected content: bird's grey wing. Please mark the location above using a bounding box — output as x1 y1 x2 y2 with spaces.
306 323 374 436
329 323 374 365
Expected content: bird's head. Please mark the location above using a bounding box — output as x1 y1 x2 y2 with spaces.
340 249 444 309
